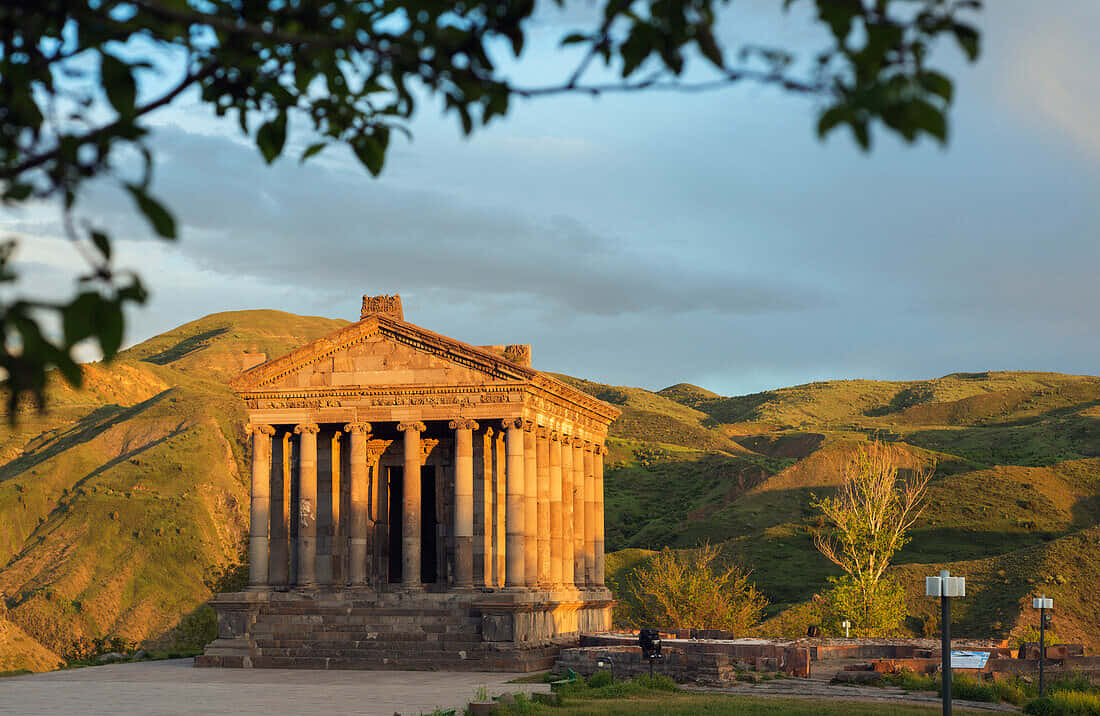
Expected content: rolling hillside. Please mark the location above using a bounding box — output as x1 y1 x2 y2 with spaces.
0 310 1097 671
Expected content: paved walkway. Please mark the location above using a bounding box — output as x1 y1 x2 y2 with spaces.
0 659 550 715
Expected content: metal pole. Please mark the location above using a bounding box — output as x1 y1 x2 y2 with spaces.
942 593 951 716
1039 604 1046 697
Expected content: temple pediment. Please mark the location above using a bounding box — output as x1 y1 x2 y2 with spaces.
230 314 535 393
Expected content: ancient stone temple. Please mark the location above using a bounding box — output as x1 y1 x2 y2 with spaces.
198 295 619 670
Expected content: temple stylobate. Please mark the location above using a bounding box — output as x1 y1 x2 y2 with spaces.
200 295 620 671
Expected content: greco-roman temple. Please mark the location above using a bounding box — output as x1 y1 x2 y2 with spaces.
199 295 619 670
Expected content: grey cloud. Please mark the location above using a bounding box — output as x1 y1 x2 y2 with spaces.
91 125 819 319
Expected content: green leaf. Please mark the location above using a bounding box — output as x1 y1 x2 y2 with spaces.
62 292 99 346
851 120 870 151
817 105 851 139
101 53 137 117
561 33 588 46
300 142 327 163
95 300 124 357
696 26 724 69
3 182 33 202
909 99 948 143
351 130 388 176
90 230 111 260
257 114 288 164
125 185 177 239
918 71 953 104
952 23 980 61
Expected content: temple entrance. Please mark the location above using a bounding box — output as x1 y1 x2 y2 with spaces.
386 466 439 585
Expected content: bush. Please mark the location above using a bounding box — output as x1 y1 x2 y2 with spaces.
1024 691 1100 716
587 670 613 688
620 542 767 631
818 574 907 637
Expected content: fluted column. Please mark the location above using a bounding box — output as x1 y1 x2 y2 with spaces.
494 428 507 588
397 421 426 591
594 443 606 588
477 428 494 588
560 434 575 589
344 422 372 586
249 424 276 587
584 442 596 588
450 419 478 589
536 426 551 588
523 421 538 589
571 437 585 587
549 431 563 589
503 418 526 589
294 423 320 587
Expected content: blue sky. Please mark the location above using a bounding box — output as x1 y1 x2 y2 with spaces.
4 1 1098 396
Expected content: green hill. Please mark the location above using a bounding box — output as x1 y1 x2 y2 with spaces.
0 310 1097 671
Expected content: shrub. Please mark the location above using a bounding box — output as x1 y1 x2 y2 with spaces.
621 542 767 631
818 574 907 637
1024 691 1100 716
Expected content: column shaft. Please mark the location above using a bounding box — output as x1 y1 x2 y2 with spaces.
451 419 478 589
476 428 494 588
584 444 596 588
560 437 575 589
504 419 526 589
295 423 320 586
571 439 586 587
494 429 507 588
594 444 606 587
536 427 551 588
248 425 275 587
346 423 371 586
549 433 563 589
523 423 538 589
398 422 426 590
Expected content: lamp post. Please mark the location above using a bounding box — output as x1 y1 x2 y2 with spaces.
842 620 851 638
927 569 966 716
1032 595 1053 697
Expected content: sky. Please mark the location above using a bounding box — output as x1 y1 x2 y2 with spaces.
3 1 1098 396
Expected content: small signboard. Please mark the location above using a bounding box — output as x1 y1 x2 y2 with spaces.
951 651 990 670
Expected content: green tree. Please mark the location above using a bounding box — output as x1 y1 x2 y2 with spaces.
0 0 982 411
618 542 767 631
812 440 934 635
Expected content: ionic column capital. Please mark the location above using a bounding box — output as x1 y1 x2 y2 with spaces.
549 430 560 442
448 418 480 431
294 423 320 435
501 418 524 431
592 443 605 455
344 421 372 434
584 441 596 453
536 425 550 440
570 437 584 449
252 424 276 437
396 421 426 433
522 419 536 433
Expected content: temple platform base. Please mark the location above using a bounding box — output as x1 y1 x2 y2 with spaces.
196 587 613 671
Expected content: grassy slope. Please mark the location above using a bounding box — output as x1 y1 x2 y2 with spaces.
1 310 1097 669
0 310 345 669
601 371 1100 644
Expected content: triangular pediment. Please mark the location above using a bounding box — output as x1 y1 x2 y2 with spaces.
229 316 535 393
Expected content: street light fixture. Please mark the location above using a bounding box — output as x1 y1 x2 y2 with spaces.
1032 595 1053 697
842 620 851 638
927 569 966 716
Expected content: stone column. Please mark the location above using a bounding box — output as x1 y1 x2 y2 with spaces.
397 421 426 591
549 431 563 589
494 428 507 588
249 424 276 587
523 422 538 589
584 442 596 588
594 443 606 588
560 434 575 589
294 423 320 587
366 445 385 587
571 437 586 587
344 422 371 586
329 431 342 585
536 426 551 588
476 428 494 588
450 419 478 589
503 418 526 589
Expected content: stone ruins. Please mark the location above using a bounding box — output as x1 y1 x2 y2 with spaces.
199 294 620 670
